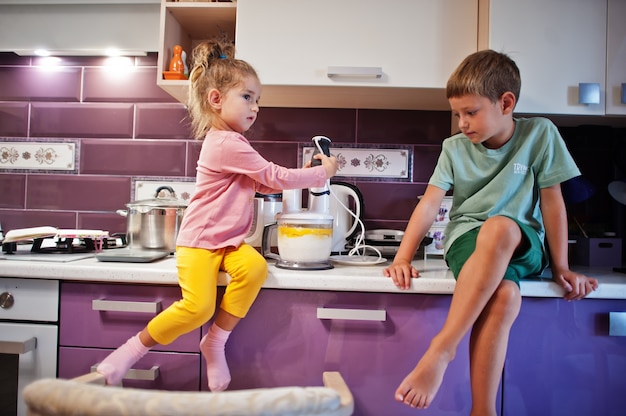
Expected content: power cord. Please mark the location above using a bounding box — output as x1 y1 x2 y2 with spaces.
312 136 382 261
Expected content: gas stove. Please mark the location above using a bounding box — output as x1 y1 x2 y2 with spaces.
3 236 108 254
1 228 122 262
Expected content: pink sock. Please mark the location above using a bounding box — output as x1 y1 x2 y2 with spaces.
200 324 232 391
96 333 150 385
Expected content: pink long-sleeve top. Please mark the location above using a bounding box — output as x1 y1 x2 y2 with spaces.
176 130 327 249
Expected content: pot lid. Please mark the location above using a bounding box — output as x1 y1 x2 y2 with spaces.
126 195 188 209
277 211 333 222
126 185 188 209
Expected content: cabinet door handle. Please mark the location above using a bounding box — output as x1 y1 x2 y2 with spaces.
0 337 37 354
609 312 626 336
317 307 386 321
578 82 601 104
327 66 383 79
92 365 160 381
92 299 162 314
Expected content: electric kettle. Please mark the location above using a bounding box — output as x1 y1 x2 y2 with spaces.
329 181 364 254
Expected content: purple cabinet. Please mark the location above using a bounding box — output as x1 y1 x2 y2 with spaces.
58 282 202 389
205 289 475 416
58 347 201 391
59 282 200 352
209 289 333 390
504 298 626 416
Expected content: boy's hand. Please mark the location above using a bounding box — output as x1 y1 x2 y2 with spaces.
552 269 598 301
383 261 419 290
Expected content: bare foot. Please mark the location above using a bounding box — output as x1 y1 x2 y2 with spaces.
394 348 451 408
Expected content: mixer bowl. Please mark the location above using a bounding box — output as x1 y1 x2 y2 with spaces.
262 212 334 270
277 221 333 263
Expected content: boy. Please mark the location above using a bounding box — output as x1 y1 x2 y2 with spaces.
383 50 598 415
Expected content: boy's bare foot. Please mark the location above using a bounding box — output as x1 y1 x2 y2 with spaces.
394 348 451 408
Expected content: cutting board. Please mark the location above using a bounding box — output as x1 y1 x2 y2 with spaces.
3 227 109 243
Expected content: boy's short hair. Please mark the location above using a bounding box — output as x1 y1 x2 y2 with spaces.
446 50 521 105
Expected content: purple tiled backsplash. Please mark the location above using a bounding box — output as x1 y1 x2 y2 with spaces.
2 52 622 240
0 52 451 235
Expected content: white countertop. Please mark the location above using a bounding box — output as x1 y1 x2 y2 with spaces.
1 253 625 299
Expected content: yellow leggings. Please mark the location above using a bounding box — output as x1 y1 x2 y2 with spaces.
147 244 268 345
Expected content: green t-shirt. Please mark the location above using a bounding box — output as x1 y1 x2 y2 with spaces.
428 117 580 258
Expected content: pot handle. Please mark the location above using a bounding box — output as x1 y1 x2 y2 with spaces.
261 222 280 260
155 186 176 198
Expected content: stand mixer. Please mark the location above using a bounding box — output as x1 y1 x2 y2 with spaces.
262 136 335 270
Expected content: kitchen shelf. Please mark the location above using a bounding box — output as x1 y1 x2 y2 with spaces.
157 0 236 103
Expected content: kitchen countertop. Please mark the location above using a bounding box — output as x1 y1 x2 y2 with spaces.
1 253 625 299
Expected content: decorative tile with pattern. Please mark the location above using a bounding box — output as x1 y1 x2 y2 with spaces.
0 140 76 171
133 179 196 203
302 146 411 179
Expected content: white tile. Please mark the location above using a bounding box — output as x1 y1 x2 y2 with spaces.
0 141 75 171
302 146 410 179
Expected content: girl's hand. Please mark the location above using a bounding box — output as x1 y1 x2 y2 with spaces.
552 268 598 301
313 154 339 179
383 261 419 290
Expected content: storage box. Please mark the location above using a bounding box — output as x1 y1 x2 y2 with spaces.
424 226 446 257
432 196 453 226
418 195 452 226
572 238 622 268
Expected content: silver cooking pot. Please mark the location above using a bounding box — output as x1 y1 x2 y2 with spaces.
117 186 188 253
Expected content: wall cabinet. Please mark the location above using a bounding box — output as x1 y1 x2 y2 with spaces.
156 0 478 110
205 289 475 416
58 282 202 390
503 297 626 415
156 0 236 103
235 0 477 110
485 0 626 115
606 0 626 115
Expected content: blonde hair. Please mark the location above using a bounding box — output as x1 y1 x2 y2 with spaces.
187 39 259 140
446 49 521 105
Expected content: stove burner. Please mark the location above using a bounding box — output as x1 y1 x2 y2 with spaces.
34 237 97 253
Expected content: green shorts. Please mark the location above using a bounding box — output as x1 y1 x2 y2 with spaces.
445 218 546 288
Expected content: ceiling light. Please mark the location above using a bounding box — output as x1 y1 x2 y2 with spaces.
13 49 148 57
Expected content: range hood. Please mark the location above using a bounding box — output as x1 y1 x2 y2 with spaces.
0 0 160 56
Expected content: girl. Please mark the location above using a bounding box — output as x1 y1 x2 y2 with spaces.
97 39 338 391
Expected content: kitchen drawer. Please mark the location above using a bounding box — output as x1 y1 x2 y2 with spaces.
58 346 201 391
59 282 201 353
0 278 58 322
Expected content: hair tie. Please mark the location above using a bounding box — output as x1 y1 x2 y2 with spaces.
219 54 226 59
